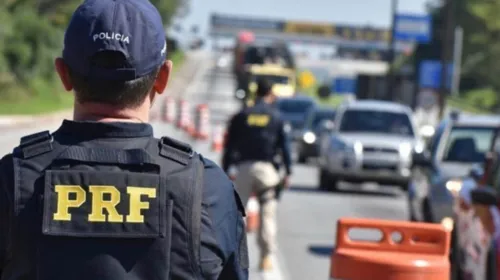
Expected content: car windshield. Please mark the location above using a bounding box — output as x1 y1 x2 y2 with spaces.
442 126 495 163
338 109 414 136
309 111 336 128
252 74 289 84
277 100 314 114
244 45 294 67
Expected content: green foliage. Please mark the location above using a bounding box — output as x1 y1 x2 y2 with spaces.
463 87 498 111
414 0 500 97
0 0 189 114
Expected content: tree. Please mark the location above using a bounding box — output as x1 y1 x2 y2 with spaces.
413 0 500 94
0 0 190 102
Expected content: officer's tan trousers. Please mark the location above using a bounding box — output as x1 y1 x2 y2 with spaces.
234 161 281 257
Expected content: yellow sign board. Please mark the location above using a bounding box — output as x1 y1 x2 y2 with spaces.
299 71 316 89
284 22 334 36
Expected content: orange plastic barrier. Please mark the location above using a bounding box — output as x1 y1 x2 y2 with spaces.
193 104 210 140
331 218 451 280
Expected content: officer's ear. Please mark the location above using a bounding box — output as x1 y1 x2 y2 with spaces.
153 60 172 95
55 57 73 91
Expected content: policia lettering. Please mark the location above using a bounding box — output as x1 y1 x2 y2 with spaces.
247 114 270 127
53 185 156 223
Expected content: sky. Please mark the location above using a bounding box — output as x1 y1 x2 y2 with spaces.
171 0 431 53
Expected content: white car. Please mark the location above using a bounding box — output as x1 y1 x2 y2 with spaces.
318 100 424 191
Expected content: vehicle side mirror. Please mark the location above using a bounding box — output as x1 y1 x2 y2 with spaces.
318 120 335 132
412 150 432 168
469 163 485 181
471 187 498 206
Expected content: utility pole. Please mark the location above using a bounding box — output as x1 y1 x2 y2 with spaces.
451 26 463 97
386 0 398 101
438 0 455 119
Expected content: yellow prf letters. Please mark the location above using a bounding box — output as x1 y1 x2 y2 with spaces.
247 114 270 127
53 185 156 223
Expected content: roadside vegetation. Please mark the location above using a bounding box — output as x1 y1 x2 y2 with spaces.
407 0 500 113
0 0 188 115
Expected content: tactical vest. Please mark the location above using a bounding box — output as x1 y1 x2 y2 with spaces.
7 130 205 280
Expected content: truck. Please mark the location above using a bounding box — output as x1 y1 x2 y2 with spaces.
232 33 296 102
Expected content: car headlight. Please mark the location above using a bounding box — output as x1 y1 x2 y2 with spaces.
284 123 292 133
354 141 363 154
414 141 424 154
419 125 435 138
441 217 454 231
303 131 316 144
446 179 463 196
235 89 246 99
399 142 412 156
249 82 257 92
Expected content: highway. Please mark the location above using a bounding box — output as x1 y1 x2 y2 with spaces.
0 51 410 280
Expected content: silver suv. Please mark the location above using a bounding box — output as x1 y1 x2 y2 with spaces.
318 100 423 191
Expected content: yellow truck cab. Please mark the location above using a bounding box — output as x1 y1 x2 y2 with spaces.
246 64 296 104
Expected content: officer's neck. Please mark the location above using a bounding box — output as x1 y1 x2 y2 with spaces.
73 101 150 123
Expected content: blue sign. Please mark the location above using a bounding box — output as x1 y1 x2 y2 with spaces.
418 60 453 89
332 77 357 94
393 14 432 43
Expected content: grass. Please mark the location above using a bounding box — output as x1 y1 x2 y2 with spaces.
0 50 186 116
0 92 74 115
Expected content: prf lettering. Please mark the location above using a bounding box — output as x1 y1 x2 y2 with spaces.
52 185 156 223
247 114 270 127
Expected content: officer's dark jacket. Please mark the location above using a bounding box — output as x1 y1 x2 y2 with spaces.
223 99 292 175
0 120 248 280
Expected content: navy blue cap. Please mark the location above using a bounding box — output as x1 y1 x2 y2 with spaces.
63 0 167 81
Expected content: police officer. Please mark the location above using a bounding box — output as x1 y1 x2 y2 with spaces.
0 0 248 279
222 78 292 271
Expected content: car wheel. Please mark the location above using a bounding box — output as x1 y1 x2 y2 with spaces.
319 169 338 191
408 194 417 222
422 197 434 223
298 155 307 164
486 240 497 280
450 227 464 280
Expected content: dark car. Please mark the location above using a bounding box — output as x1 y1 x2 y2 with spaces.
297 107 336 163
274 95 317 142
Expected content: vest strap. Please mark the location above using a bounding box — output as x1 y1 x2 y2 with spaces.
158 136 193 165
19 130 54 159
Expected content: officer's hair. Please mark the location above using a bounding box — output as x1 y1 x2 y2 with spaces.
256 78 273 98
67 51 160 109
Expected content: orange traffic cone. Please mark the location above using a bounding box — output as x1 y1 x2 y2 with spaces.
193 104 210 140
176 99 189 129
162 96 176 123
211 124 224 152
246 194 260 233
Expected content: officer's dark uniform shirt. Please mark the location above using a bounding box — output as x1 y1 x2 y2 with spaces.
0 120 248 280
223 99 292 175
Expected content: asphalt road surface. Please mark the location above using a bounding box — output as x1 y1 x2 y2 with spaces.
0 51 410 280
